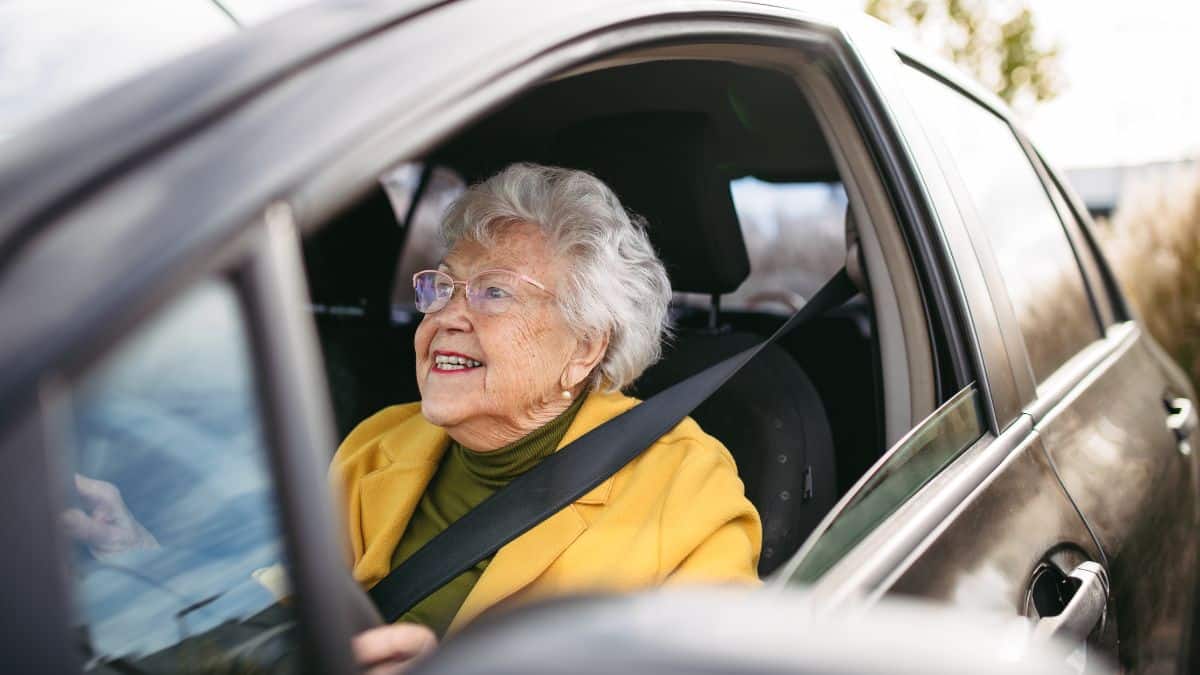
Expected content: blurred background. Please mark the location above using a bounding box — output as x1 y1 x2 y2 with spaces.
3 0 1198 388
863 0 1200 392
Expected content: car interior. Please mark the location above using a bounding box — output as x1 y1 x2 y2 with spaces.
301 51 935 576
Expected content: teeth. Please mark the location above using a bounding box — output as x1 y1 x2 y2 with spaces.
435 354 482 368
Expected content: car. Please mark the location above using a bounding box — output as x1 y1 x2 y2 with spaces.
1 1 1196 673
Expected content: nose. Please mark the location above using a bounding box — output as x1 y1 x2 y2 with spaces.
429 284 473 331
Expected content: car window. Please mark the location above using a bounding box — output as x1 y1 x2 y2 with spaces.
901 67 1102 383
785 387 983 584
1039 163 1122 327
51 280 301 671
387 163 467 322
384 170 848 318
719 177 848 313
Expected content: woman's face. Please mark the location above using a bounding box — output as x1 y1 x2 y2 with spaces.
414 222 590 448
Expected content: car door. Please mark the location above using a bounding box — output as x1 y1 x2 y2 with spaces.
773 35 1118 670
884 50 1200 672
1026 155 1200 672
0 4 930 671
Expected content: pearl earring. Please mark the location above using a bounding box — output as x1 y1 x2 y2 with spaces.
562 390 572 400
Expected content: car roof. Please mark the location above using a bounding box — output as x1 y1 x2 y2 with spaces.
0 0 891 265
0 0 440 266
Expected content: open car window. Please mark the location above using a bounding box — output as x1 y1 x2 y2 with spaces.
721 177 847 313
49 280 301 671
781 387 985 584
304 53 917 581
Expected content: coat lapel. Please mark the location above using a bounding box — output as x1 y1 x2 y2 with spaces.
353 412 448 586
450 503 588 631
448 392 642 630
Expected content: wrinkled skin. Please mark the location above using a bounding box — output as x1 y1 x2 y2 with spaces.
414 221 608 451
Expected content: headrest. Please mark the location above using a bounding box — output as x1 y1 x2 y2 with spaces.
844 205 867 294
549 113 750 294
304 186 401 320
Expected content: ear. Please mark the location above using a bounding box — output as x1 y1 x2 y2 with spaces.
563 331 610 391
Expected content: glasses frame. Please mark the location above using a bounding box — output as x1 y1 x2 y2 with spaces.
411 268 554 315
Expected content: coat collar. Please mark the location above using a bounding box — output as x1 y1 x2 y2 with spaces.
353 412 448 584
373 391 641 503
557 390 640 504
453 391 641 629
357 391 643 628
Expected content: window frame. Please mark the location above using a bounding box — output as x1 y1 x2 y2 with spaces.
1027 145 1127 326
1014 129 1113 330
275 15 975 439
0 400 78 672
778 385 985 586
19 211 356 673
281 12 978 590
0 4 1018 665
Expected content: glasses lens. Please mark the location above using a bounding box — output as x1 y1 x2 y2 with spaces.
413 271 453 313
468 271 520 315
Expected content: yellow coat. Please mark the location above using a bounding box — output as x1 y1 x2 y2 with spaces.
330 391 762 633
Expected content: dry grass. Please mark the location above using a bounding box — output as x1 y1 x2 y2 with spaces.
1093 165 1200 386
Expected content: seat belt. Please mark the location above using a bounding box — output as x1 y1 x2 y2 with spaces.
367 268 857 623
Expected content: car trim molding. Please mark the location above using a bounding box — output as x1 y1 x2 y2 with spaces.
240 204 359 672
1026 321 1138 424
803 413 1034 607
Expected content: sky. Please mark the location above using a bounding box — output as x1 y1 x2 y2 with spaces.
1019 0 1200 169
2 0 1197 170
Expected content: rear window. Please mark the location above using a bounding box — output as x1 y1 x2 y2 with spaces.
901 67 1102 382
677 178 848 313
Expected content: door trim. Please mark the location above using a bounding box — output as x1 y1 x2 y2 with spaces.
799 413 1034 607
1026 321 1138 423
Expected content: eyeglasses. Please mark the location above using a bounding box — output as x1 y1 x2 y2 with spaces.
412 269 554 315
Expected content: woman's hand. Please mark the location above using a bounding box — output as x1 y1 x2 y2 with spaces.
60 474 158 559
353 623 438 674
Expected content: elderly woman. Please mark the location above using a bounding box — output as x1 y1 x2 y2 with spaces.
339 163 761 670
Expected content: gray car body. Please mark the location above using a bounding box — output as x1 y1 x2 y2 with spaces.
0 1 1195 673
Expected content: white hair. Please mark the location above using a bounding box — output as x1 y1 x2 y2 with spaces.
440 162 673 392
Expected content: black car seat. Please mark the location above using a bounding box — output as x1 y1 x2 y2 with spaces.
550 113 840 575
780 207 882 495
304 187 416 439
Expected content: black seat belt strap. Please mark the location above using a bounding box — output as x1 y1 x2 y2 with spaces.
368 268 857 623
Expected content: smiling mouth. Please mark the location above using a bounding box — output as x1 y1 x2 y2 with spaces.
432 352 485 373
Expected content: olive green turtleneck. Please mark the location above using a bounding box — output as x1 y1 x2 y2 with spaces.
390 393 587 635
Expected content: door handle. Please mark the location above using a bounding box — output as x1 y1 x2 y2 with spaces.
1167 397 1197 455
1033 561 1108 646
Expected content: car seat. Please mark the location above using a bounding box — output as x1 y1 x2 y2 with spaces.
551 113 840 575
303 187 415 440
